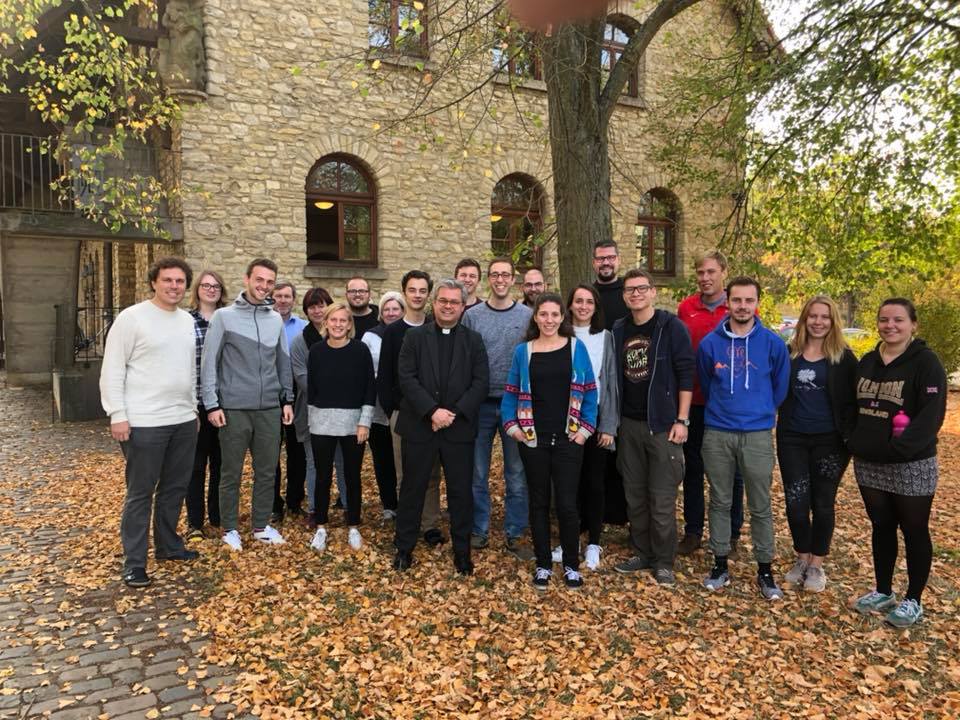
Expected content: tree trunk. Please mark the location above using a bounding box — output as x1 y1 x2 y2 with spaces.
543 22 612 295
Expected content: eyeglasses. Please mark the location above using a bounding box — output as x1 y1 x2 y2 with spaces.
346 289 369 296
199 283 222 291
624 285 653 295
594 255 618 264
488 272 513 280
434 298 463 307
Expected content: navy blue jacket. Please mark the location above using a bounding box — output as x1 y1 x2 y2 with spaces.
612 309 695 434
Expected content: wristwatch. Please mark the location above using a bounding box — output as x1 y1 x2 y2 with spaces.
674 418 690 427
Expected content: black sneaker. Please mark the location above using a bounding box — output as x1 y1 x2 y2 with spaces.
423 528 447 547
270 511 284 525
532 566 551 590
122 568 151 587
563 566 584 589
156 549 200 561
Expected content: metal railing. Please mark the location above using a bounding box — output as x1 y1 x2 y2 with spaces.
1 133 180 218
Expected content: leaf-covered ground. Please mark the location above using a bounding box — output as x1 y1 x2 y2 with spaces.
5 395 960 718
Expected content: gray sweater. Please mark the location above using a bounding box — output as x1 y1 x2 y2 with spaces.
461 300 532 398
200 293 294 411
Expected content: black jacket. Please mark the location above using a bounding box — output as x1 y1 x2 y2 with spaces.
847 339 947 463
395 321 489 443
777 348 859 442
612 309 695 434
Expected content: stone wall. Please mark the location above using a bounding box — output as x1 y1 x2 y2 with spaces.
178 0 739 303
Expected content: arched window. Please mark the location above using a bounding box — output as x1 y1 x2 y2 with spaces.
306 155 377 266
602 17 639 98
635 190 678 276
491 173 543 267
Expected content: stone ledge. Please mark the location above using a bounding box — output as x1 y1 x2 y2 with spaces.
303 264 388 280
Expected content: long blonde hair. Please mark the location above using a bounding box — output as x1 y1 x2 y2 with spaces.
790 295 849 363
320 302 355 339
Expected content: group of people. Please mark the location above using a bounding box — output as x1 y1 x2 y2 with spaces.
100 243 946 628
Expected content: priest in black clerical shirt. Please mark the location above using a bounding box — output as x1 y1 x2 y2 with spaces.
393 279 489 575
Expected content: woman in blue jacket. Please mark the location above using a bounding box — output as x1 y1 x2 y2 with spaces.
502 294 598 590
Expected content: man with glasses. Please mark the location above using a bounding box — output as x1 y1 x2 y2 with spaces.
462 258 534 560
520 267 546 308
393 279 489 574
593 240 628 330
346 276 379 337
611 269 694 585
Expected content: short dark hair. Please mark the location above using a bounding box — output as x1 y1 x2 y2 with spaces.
487 256 515 274
566 284 605 334
879 297 918 322
593 240 619 256
525 293 574 341
147 256 193 289
726 276 761 299
302 286 333 314
246 258 278 276
523 266 545 278
623 267 655 286
454 258 482 278
274 280 296 298
401 269 433 293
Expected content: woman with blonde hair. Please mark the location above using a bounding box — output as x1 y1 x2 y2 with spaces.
776 294 858 592
305 302 376 552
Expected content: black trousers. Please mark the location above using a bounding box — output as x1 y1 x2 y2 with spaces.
369 422 398 512
520 435 584 570
578 434 606 545
395 436 473 557
311 434 365 527
186 408 221 528
274 421 306 514
776 429 848 556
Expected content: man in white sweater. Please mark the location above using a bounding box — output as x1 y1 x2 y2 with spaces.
100 257 200 588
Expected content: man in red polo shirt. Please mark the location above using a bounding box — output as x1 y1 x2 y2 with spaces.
676 250 745 556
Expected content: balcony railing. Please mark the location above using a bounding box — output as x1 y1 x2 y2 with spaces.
0 132 181 219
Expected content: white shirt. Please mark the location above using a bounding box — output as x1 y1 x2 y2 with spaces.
573 325 605 398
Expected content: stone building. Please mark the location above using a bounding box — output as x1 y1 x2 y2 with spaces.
1 0 757 390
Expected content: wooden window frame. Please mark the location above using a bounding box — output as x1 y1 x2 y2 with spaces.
491 174 544 269
306 155 378 267
602 19 638 98
494 31 543 81
368 0 429 57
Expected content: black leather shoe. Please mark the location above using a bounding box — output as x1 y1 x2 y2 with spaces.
454 553 474 576
157 549 200 561
423 528 447 547
393 550 413 571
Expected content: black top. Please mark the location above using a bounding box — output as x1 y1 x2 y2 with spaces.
353 306 380 338
530 341 572 434
306 338 375 410
435 323 457 401
376 318 421 415
786 357 834 433
594 278 628 330
621 315 657 421
847 339 947 463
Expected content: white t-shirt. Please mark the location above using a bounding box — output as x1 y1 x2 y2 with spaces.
573 325 605 397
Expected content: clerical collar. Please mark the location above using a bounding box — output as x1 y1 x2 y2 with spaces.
435 323 457 336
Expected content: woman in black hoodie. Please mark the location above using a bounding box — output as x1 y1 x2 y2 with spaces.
847 298 947 628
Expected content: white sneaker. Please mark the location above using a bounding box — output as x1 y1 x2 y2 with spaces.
348 527 363 550
584 544 602 570
551 545 563 564
253 525 286 545
221 530 242 552
309 527 327 552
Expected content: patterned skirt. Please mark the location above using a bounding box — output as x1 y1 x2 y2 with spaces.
854 456 938 496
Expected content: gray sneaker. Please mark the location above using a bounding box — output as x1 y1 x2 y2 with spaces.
853 590 897 615
885 599 923 628
757 573 784 601
470 533 489 550
703 566 730 591
614 556 651 574
784 558 808 585
654 568 676 586
505 536 535 561
803 566 826 593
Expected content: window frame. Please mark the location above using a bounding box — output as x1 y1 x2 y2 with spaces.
493 29 543 81
305 155 378 267
491 173 544 268
602 18 639 98
368 0 429 57
635 192 678 277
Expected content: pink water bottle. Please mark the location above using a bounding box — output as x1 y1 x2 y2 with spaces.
892 410 910 438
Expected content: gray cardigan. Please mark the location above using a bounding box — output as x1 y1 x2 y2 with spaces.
574 327 620 449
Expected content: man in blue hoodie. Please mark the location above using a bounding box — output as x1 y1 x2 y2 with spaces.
697 276 789 600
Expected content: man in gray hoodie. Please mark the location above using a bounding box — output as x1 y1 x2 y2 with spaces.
201 258 294 551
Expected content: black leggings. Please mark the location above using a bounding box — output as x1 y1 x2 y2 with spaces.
859 486 934 602
578 435 606 545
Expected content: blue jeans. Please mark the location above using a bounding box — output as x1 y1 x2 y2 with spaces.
473 398 528 539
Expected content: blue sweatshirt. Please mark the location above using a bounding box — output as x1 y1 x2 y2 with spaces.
696 317 789 432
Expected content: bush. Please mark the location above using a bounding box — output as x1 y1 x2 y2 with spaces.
846 333 877 359
916 298 960 375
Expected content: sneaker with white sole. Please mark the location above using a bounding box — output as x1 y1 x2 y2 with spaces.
757 572 784 600
885 598 923 628
551 545 563 564
310 527 327 551
784 558 808 585
703 565 730 591
348 527 363 550
222 530 243 552
563 566 584 589
532 566 552 590
584 544 602 570
803 566 827 593
253 525 286 545
853 589 897 615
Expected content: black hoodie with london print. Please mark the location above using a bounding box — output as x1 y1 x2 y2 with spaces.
847 339 947 464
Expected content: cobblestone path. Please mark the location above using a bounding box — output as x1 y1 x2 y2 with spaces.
0 378 243 720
